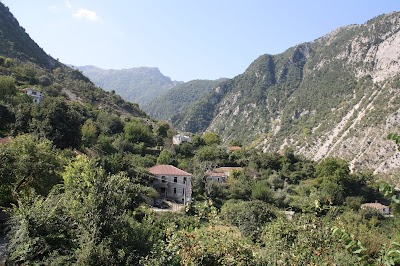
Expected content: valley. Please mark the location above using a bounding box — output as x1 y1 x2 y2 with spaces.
0 2 400 265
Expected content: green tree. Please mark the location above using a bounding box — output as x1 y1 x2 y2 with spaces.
124 119 154 145
315 157 350 182
96 111 123 135
153 121 170 139
7 156 156 265
221 200 277 241
251 180 274 203
81 118 98 146
0 76 16 98
194 145 228 164
148 225 256 266
0 102 15 133
157 149 176 165
12 103 33 134
191 134 205 147
153 121 172 146
201 132 221 146
30 97 83 149
0 134 62 205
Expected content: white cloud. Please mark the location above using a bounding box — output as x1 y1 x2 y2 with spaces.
48 5 58 12
73 8 101 22
64 0 72 9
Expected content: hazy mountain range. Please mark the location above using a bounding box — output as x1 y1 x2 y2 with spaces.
74 65 182 106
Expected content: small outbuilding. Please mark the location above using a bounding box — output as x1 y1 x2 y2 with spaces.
361 202 390 215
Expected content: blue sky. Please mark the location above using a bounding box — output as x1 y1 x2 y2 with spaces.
2 1 399 81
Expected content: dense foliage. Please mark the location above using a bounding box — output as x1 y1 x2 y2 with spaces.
143 79 226 120
1 3 400 266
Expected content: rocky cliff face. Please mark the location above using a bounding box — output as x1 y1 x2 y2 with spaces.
174 12 400 174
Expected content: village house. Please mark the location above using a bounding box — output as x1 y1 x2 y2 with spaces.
22 88 44 103
172 134 191 145
206 167 244 182
227 146 242 153
361 202 390 215
0 137 10 145
148 165 192 205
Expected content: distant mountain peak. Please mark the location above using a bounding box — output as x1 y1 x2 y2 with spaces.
74 65 182 106
173 11 400 174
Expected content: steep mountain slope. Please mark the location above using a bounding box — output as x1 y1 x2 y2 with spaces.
0 4 59 69
143 79 226 120
0 2 146 118
174 12 400 173
75 65 182 106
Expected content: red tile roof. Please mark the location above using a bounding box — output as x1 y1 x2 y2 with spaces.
0 137 11 144
215 167 243 173
206 171 225 177
206 167 243 177
148 165 192 176
228 146 242 152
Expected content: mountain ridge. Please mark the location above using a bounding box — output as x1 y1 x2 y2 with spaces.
173 11 400 174
0 2 147 119
74 65 183 106
143 78 227 121
0 4 60 69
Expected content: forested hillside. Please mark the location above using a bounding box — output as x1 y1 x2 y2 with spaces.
143 79 226 120
173 12 400 174
1 2 400 266
75 65 182 106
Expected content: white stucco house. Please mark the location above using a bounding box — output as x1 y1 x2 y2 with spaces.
22 88 44 103
148 165 192 205
361 202 390 215
172 134 191 145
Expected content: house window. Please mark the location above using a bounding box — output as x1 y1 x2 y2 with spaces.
183 177 187 183
174 188 176 194
174 177 177 183
182 188 185 194
161 176 166 183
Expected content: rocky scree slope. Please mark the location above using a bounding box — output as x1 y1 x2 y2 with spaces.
173 12 400 174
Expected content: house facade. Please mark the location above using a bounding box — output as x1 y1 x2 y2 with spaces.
205 167 244 183
22 88 44 103
148 165 192 204
361 202 390 215
172 134 191 145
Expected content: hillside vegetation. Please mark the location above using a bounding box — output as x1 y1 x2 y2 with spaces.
143 79 226 120
1 3 400 266
173 12 400 174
